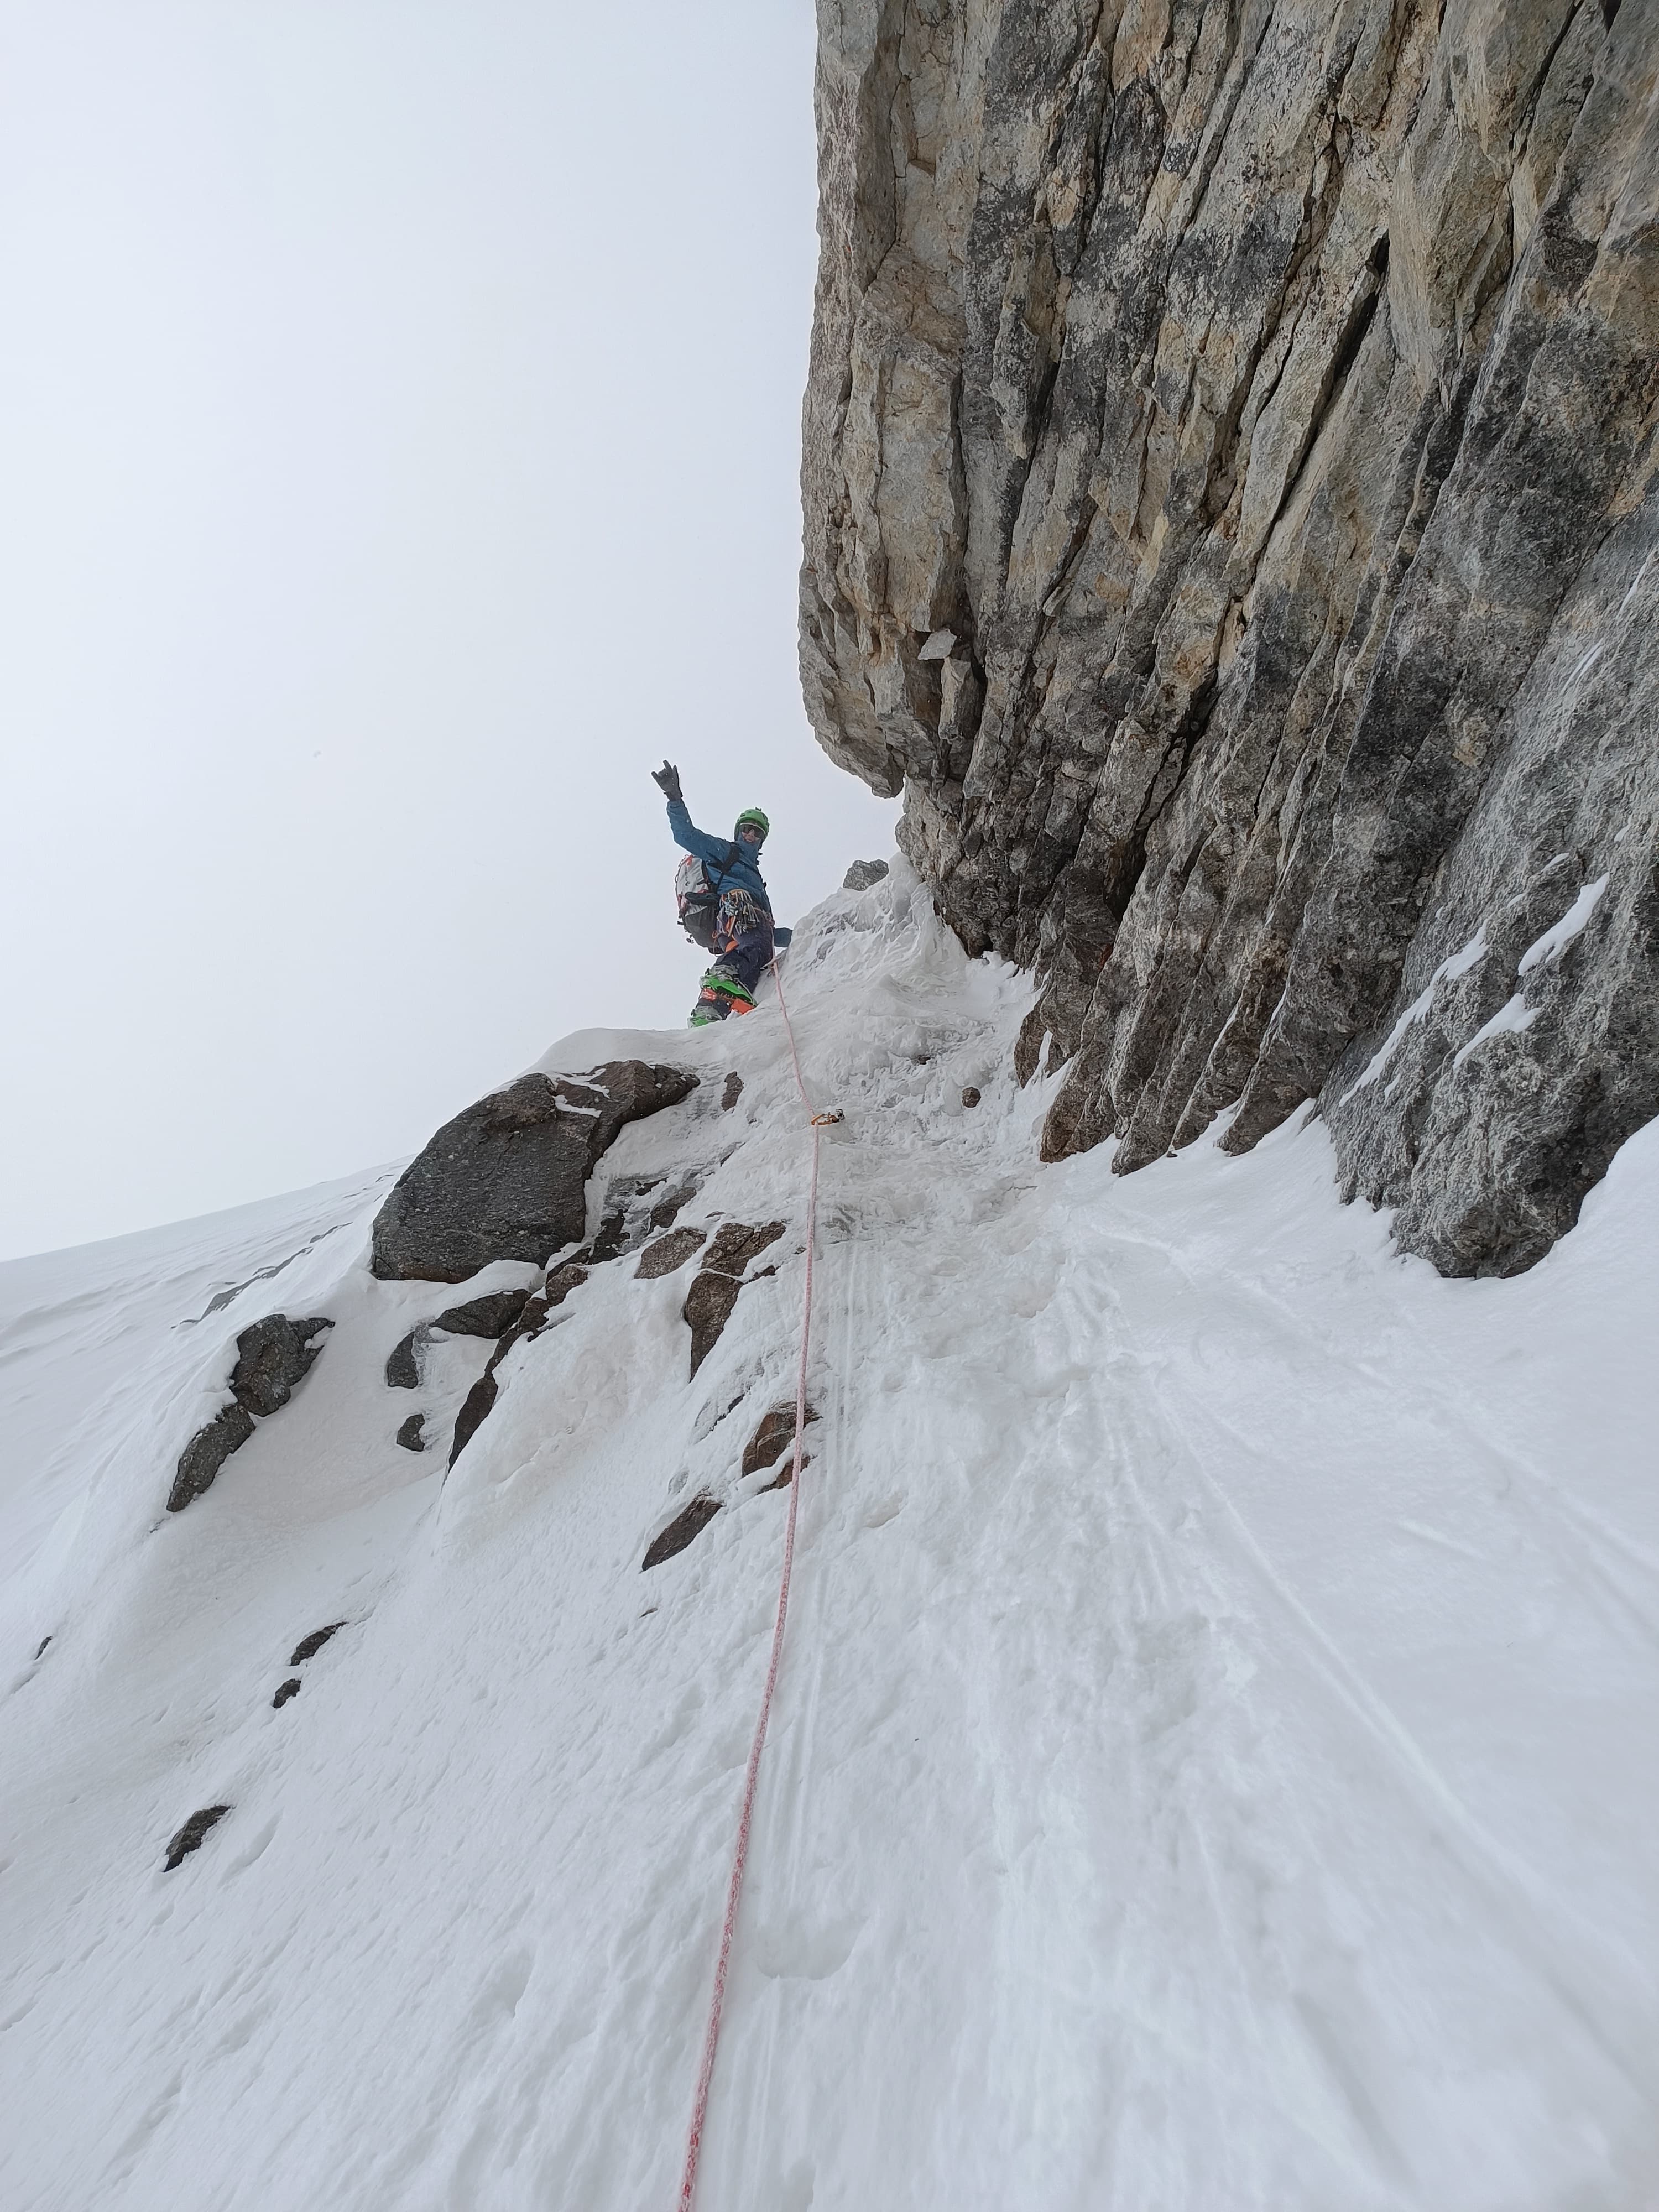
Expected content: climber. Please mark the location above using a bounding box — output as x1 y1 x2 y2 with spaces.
653 762 790 1025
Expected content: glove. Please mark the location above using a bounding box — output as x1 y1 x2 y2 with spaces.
651 760 682 803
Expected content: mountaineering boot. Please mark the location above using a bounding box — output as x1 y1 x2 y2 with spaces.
688 970 757 1026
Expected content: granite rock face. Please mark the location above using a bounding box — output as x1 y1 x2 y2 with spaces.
801 0 1659 1273
371 1063 698 1283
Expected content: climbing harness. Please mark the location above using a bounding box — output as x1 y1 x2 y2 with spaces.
674 956 831 2212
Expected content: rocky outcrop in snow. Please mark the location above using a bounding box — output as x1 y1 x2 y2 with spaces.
161 1804 229 1871
800 0 1659 1273
682 1220 788 1376
369 1062 698 1283
167 1313 333 1511
7 868 1659 2203
384 1290 533 1392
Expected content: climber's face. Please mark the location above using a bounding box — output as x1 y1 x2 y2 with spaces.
738 824 764 845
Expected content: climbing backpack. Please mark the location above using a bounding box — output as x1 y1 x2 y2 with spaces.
675 853 722 949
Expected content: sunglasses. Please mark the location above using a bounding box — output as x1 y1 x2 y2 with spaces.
738 825 764 840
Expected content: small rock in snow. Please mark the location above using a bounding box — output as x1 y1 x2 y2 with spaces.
272 1678 301 1709
742 1402 820 1489
385 1331 422 1390
430 1290 532 1339
636 1226 707 1280
641 1496 722 1570
450 1374 498 1467
648 1181 700 1232
962 1087 982 1108
163 1806 230 1871
721 1072 744 1110
289 1623 345 1667
484 1290 554 1377
168 1315 333 1513
167 1402 256 1514
701 1221 786 1276
842 859 890 891
395 1413 426 1453
229 1314 333 1418
684 1275 742 1379
682 1222 788 1376
543 1264 589 1310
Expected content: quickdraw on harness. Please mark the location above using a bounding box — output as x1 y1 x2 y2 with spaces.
675 958 834 2211
676 851 766 953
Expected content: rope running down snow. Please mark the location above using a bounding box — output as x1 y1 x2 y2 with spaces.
675 956 833 2212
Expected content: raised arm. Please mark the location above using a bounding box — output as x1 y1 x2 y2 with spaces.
652 763 729 868
669 797 734 866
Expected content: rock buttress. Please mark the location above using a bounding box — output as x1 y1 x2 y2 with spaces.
371 1063 697 1284
801 0 1659 1274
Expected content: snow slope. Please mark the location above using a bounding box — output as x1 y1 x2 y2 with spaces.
2 861 1656 2210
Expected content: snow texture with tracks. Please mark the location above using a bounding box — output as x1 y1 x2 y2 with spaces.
2 859 1656 2209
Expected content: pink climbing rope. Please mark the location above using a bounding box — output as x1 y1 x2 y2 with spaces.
675 957 828 2212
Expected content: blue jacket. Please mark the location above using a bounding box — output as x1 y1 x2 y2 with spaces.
667 798 791 943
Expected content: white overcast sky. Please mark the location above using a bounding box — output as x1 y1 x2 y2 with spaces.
0 0 896 1260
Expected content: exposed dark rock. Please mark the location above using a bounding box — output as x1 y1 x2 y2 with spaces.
385 1331 422 1390
543 1264 588 1310
842 859 890 890
370 1062 697 1282
743 1401 820 1489
587 1182 654 1264
33 1634 51 1661
636 1226 708 1280
486 1291 550 1375
167 1403 255 1513
441 1277 574 1469
229 1315 332 1418
168 1312 333 1512
702 1220 787 1277
290 1622 345 1666
591 1172 704 1261
721 1072 744 1111
387 1291 530 1392
450 1375 498 1468
802 0 1659 1275
648 1182 698 1232
683 1275 743 1380
682 1222 788 1376
395 1413 426 1453
272 1678 301 1708
432 1289 532 1338
961 1088 981 1109
593 1186 650 1256
164 1805 229 1870
641 1495 722 1570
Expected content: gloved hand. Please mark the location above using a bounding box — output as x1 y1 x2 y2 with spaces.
651 760 682 802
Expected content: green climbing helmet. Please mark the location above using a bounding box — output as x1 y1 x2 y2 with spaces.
734 807 770 839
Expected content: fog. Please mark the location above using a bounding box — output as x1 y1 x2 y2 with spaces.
0 0 895 1258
